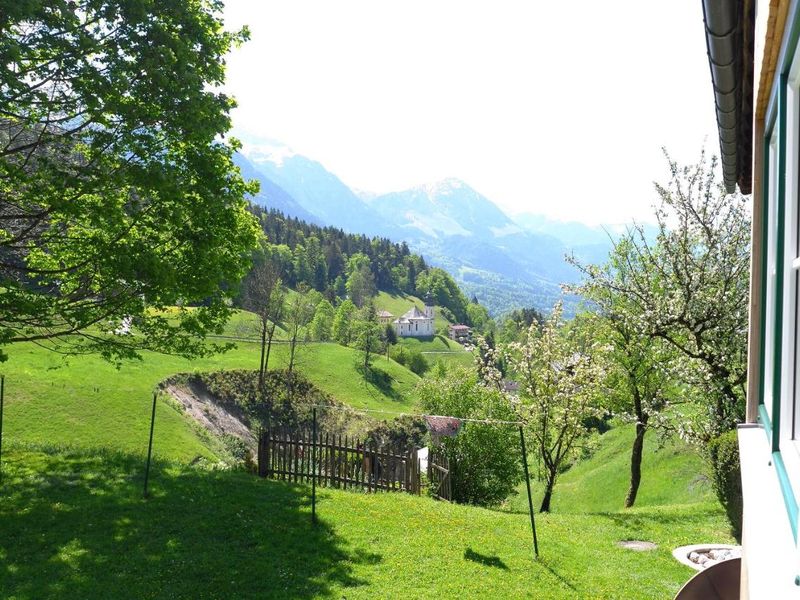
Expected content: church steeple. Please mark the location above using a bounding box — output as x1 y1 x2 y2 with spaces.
423 290 435 319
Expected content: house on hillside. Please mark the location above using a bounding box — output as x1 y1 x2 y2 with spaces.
701 2 800 596
393 294 434 338
377 310 394 325
448 324 472 343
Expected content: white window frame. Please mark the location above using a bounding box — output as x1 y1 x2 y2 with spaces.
765 133 779 421
780 54 800 484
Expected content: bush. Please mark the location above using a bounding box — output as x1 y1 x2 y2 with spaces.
390 345 410 367
707 430 743 542
407 351 429 376
417 367 522 506
364 415 428 450
390 346 428 375
197 369 340 432
220 433 250 465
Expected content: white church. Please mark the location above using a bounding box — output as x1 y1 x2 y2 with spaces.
390 295 435 338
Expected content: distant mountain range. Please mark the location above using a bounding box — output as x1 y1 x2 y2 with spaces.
234 138 654 315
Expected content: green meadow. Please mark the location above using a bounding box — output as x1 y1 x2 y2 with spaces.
0 338 730 599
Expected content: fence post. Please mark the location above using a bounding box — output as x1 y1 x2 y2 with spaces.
143 391 157 499
519 425 539 558
311 407 317 525
267 423 272 478
0 375 4 485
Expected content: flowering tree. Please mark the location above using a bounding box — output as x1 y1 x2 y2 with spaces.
571 151 749 442
570 151 749 531
508 302 605 512
574 310 673 507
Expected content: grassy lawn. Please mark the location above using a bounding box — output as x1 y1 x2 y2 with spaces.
0 445 728 600
0 341 419 463
503 422 716 515
0 336 730 599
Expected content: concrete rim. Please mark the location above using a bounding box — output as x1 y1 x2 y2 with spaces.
672 544 741 571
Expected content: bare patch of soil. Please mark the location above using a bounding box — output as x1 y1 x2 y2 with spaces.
164 380 255 449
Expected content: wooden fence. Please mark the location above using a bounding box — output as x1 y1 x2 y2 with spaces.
428 446 451 501
259 427 423 495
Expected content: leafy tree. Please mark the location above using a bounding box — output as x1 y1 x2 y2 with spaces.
570 151 749 442
0 0 260 363
242 260 287 386
575 311 671 508
406 351 429 376
417 367 522 506
284 288 315 375
389 345 428 375
309 298 335 342
345 253 377 307
497 307 545 343
508 303 604 512
466 302 491 332
384 323 398 346
416 268 470 323
332 299 357 345
353 304 383 371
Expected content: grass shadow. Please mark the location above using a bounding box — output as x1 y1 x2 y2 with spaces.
356 364 403 402
463 547 508 570
0 445 376 599
589 506 725 530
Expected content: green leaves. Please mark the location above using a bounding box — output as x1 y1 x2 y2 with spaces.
0 0 260 361
570 149 749 441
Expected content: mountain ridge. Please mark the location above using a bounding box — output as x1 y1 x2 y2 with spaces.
233 141 633 315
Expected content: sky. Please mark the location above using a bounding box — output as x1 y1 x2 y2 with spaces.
222 1 719 226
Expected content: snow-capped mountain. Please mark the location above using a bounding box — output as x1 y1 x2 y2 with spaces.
368 178 522 241
233 153 322 225
231 137 640 314
237 141 399 239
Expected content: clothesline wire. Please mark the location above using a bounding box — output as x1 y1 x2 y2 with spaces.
307 403 525 426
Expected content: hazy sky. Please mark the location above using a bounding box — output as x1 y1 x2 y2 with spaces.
222 1 718 225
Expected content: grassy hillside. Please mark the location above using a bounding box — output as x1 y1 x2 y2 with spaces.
374 292 475 371
0 445 730 600
0 335 730 599
0 341 419 462
374 290 453 330
504 422 715 515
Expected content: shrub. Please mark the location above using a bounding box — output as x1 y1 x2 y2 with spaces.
365 415 428 450
390 346 428 375
390 345 410 367
417 367 522 506
220 434 250 465
707 430 742 542
407 351 429 376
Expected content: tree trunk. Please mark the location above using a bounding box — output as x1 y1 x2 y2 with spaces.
258 319 268 386
265 323 276 373
625 421 647 508
288 339 296 374
539 470 557 512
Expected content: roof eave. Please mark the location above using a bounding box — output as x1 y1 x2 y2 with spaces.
702 0 755 195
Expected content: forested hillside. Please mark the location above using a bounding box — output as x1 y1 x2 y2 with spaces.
242 206 484 326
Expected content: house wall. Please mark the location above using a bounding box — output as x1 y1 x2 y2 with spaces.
393 319 433 338
740 2 800 597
